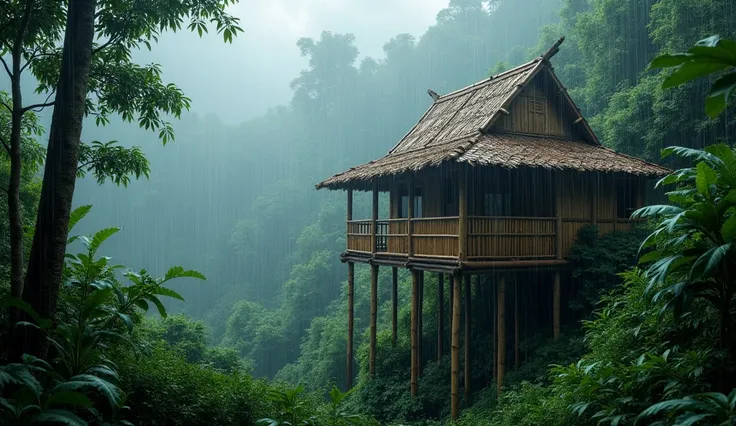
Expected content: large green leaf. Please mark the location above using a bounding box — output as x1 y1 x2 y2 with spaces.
87 227 121 257
695 162 718 198
147 296 168 318
722 214 736 243
153 287 185 301
631 204 683 219
662 146 722 168
705 73 736 118
163 266 206 281
67 374 121 409
662 61 730 89
690 244 731 279
68 205 92 233
33 409 88 426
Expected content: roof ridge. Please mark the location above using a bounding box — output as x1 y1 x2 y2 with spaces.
438 58 541 102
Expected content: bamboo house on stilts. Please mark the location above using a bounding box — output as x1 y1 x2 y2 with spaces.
315 37 670 420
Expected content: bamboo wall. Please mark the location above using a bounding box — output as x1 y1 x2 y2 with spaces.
346 167 646 261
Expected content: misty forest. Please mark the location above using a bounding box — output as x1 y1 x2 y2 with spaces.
2 0 736 425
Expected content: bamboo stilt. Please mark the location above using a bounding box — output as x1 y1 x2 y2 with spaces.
553 270 560 340
392 267 398 347
418 271 424 375
515 277 520 368
369 264 378 377
464 274 472 404
451 273 461 420
347 262 354 389
497 275 506 396
411 270 419 397
437 273 444 363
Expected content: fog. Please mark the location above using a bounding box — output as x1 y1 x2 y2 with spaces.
4 0 735 413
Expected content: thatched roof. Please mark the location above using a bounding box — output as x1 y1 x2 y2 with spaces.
316 39 670 191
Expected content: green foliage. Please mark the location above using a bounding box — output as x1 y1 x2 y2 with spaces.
1 206 208 423
650 35 736 118
637 388 736 425
77 141 150 187
633 143 736 350
118 343 271 426
567 225 649 312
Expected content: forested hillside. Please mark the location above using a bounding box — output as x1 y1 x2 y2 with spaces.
2 0 736 425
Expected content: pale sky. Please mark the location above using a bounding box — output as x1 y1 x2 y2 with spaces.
135 0 449 124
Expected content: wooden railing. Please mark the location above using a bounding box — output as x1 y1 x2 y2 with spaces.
468 216 556 259
346 216 640 260
412 217 459 258
347 220 372 253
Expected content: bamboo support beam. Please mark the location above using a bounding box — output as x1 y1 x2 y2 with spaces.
555 173 563 259
437 273 444 363
347 190 353 250
458 169 468 261
392 267 398 347
497 275 506 396
411 270 419 397
369 265 378 377
464 274 472 404
418 271 424 375
514 277 519 368
347 262 354 389
553 270 560 340
451 273 462 420
408 176 415 256
371 184 378 253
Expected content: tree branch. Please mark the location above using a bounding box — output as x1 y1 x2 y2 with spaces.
0 54 12 78
1 100 11 114
22 90 56 113
0 133 10 156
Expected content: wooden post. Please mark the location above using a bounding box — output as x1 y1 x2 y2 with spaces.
553 270 560 340
392 267 398 347
458 168 468 261
555 172 563 259
371 183 378 253
491 275 496 385
408 176 415 257
418 271 424 375
464 274 472 404
411 270 419 397
514 277 519 368
497 274 506 396
347 262 354 389
451 273 462 420
369 265 378 377
347 189 353 250
437 273 444 363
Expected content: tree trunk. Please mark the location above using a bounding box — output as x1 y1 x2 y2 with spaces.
17 0 97 359
6 0 34 352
